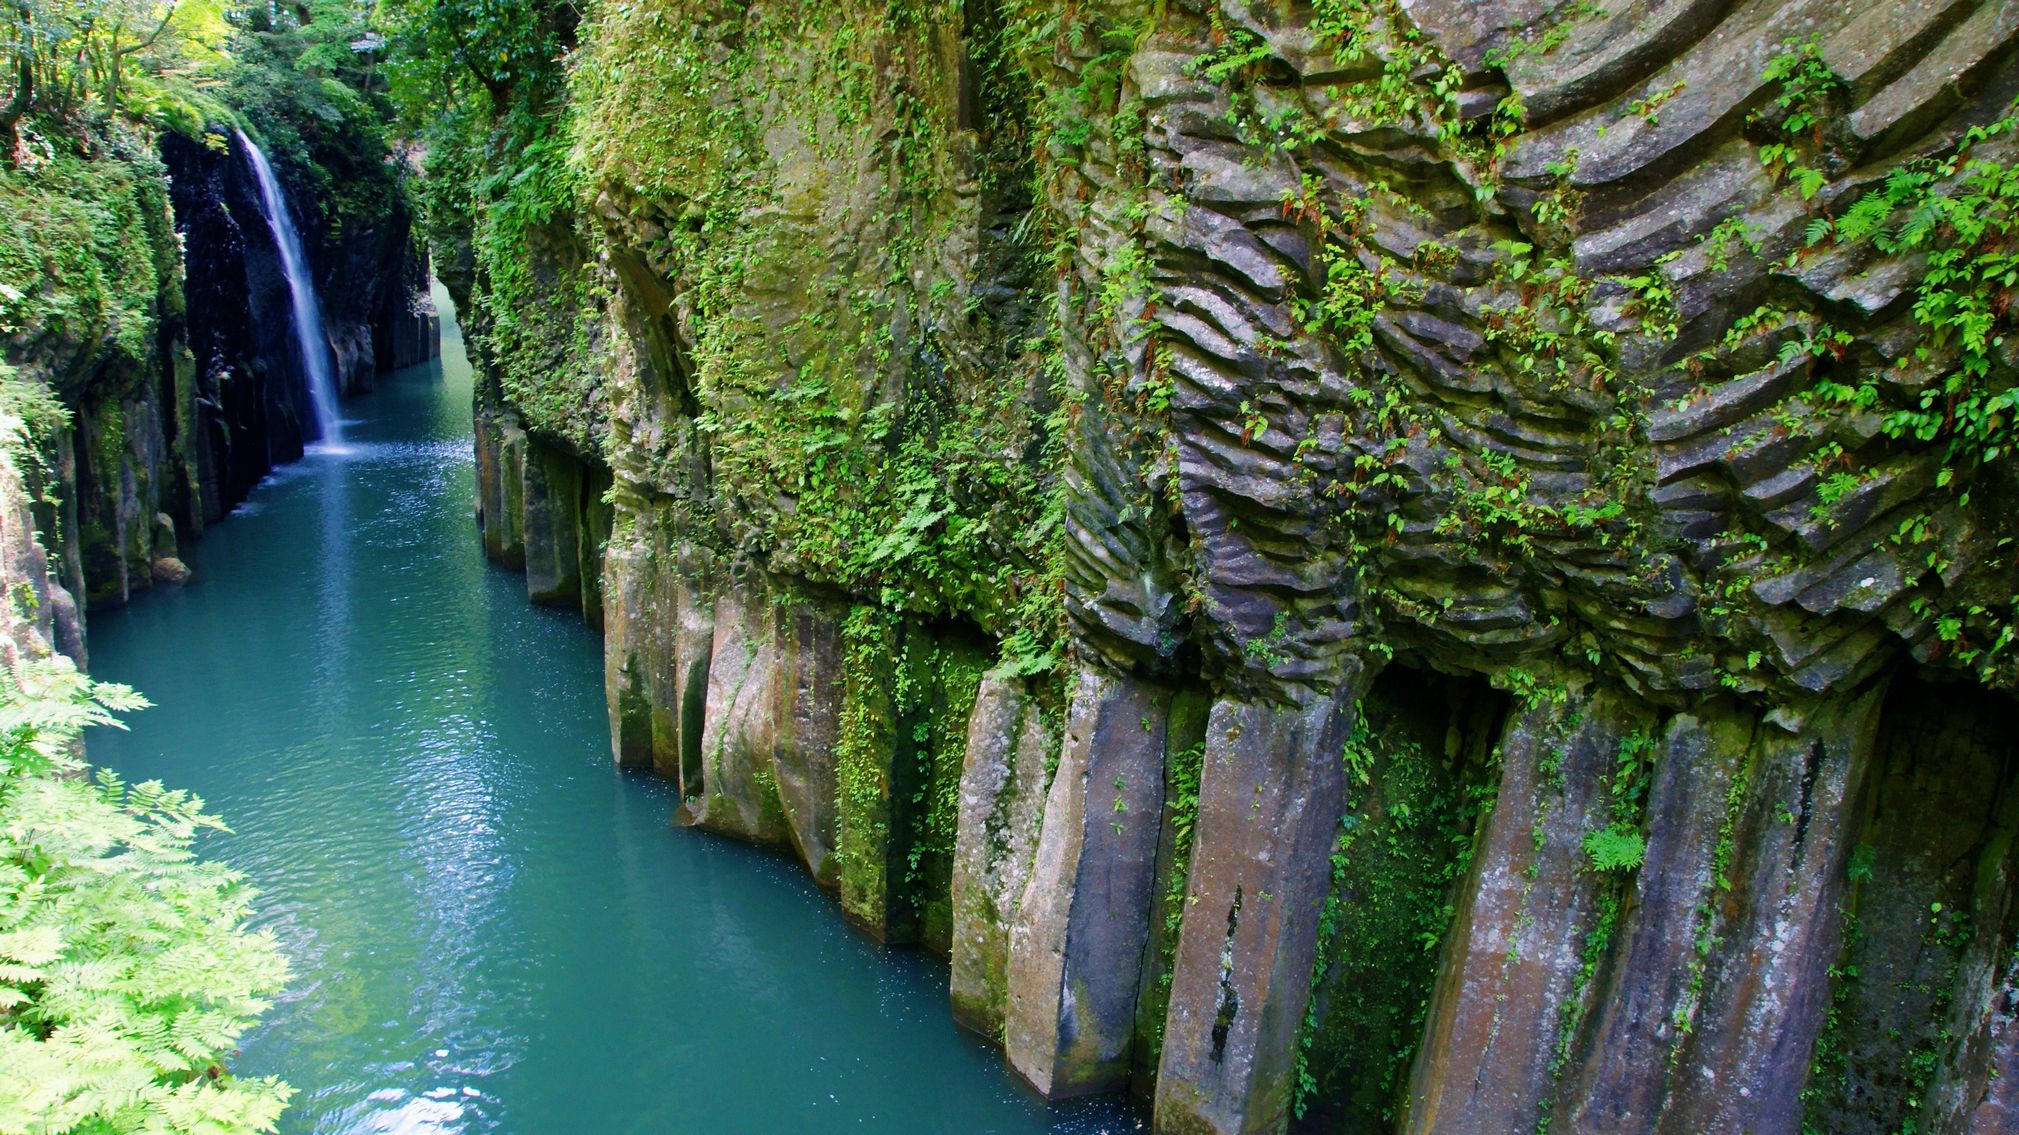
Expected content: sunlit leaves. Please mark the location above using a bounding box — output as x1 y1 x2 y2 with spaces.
0 654 291 1135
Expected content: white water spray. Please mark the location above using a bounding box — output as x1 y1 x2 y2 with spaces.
236 130 343 446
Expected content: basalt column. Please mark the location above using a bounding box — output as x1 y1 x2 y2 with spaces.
1154 685 1364 1135
1403 683 1656 1134
1006 665 1179 1098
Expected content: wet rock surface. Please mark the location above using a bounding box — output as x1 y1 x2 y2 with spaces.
4 127 432 637
459 1 2019 1132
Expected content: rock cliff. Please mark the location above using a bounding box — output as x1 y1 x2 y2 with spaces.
1 122 434 637
454 2 2019 1131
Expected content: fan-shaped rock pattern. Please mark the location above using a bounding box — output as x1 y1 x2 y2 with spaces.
462 1 2019 1131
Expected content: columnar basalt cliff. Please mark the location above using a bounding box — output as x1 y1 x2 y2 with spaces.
455 2 2019 1131
2 124 434 637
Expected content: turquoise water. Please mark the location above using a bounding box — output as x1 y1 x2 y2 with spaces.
86 299 1137 1135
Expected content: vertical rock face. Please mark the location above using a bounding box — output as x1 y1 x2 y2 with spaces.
0 418 82 667
1556 708 1755 1129
600 501 713 793
949 675 1057 1038
1156 689 1361 1135
829 613 990 943
1658 691 1884 1133
1296 672 1504 1132
1804 683 2019 1135
1006 666 1178 1098
453 0 2019 1131
686 576 796 845
1405 684 1648 1135
522 441 584 605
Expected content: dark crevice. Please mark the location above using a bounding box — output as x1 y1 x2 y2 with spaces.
1211 885 1244 1065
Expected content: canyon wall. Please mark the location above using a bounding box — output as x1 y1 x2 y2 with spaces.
1 124 434 643
456 2 2019 1131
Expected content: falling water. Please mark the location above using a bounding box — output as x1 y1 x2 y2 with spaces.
84 288 1139 1135
237 130 343 446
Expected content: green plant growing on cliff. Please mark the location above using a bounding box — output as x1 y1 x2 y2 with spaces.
1293 688 1493 1126
0 654 292 1135
1581 824 1645 872
1582 728 1654 872
0 151 173 370
1754 37 1844 199
1772 104 2019 683
0 366 71 501
1830 115 2019 474
0 0 235 139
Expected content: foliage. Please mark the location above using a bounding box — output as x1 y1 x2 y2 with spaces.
0 653 291 1135
1292 686 1496 1126
831 609 987 942
1581 728 1653 872
2 0 409 393
221 2 404 240
0 362 68 455
1 0 236 138
1580 824 1645 872
1825 115 2019 473
392 2 1076 659
0 146 176 372
1753 36 1843 199
374 0 596 445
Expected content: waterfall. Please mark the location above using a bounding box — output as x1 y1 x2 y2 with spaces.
236 130 343 446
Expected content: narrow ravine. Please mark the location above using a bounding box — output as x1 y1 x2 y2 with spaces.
83 294 1134 1135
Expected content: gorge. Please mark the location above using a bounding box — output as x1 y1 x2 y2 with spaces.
85 297 1133 1134
3 2 2018 1134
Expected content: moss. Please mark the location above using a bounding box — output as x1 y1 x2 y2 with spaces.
747 757 789 838
0 152 169 375
836 606 902 934
832 604 991 948
1294 672 1502 1130
909 632 990 953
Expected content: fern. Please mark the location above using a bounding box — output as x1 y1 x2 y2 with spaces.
1583 824 1647 872
0 654 293 1135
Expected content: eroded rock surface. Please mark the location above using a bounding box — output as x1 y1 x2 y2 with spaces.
456 0 2019 1131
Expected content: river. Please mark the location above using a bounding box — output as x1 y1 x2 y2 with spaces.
86 292 1137 1135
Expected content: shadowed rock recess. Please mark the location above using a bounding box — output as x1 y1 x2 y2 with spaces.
3 124 433 639
456 2 2019 1131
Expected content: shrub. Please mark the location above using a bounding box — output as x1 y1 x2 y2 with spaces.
0 655 292 1135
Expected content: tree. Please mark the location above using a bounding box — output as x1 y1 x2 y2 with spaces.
0 0 234 139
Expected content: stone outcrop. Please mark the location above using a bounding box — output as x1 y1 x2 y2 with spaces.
456 1 2019 1132
3 122 433 647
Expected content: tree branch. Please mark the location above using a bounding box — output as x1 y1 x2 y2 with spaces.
117 0 180 57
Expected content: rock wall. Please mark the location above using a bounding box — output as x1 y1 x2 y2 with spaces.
457 2 2019 1132
2 123 434 644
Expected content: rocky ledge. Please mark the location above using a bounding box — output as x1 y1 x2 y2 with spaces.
461 2 2019 1132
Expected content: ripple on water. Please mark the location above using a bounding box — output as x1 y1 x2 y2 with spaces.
84 329 1143 1134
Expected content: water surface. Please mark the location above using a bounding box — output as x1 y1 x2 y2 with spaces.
88 297 1137 1135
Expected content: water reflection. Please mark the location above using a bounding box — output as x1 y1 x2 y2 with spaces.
85 286 1142 1135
